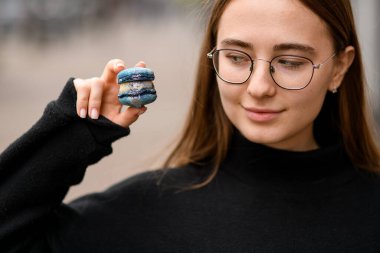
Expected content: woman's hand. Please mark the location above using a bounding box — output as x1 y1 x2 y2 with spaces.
73 59 148 128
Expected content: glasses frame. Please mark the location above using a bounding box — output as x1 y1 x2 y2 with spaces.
207 48 336 90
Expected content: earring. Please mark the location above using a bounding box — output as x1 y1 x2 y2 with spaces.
331 88 338 94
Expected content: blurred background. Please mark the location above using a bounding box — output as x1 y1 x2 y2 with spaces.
0 0 379 202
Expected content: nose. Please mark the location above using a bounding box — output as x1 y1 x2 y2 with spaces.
246 59 276 98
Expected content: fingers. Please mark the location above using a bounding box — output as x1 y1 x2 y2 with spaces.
113 106 147 128
101 59 126 84
74 77 104 119
101 59 147 85
87 78 104 119
135 61 146 68
74 78 90 118
74 59 150 127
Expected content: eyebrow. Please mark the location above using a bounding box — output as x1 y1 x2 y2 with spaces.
221 39 253 49
220 39 316 54
273 43 316 54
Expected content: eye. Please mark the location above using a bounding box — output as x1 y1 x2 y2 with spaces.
278 59 304 68
228 54 245 62
275 56 309 70
224 52 250 65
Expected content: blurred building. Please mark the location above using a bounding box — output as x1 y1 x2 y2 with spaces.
0 0 181 43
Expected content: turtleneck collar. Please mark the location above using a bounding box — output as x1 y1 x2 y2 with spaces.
220 131 355 190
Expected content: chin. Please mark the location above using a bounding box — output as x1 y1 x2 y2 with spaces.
236 123 296 149
238 127 281 145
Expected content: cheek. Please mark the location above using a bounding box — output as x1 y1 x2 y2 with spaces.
292 69 333 115
217 82 243 112
291 86 327 124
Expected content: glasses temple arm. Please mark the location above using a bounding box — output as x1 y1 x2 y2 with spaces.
207 47 217 58
313 52 337 69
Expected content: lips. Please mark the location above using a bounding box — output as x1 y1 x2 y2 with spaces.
242 105 284 122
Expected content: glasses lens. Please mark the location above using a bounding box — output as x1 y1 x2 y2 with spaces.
213 49 252 84
271 56 314 89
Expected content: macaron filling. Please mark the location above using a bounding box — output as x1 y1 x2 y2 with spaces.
118 88 157 98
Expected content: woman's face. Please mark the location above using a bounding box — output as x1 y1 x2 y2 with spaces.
216 0 338 151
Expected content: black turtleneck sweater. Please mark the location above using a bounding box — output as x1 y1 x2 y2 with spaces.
1 79 380 253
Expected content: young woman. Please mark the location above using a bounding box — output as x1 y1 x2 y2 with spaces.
1 0 380 252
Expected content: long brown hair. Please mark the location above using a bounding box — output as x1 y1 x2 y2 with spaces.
163 0 380 188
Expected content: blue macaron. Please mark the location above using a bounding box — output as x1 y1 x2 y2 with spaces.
117 67 157 108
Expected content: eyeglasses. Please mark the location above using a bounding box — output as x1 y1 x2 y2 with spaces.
207 48 336 90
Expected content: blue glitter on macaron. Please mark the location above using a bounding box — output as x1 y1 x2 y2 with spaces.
117 67 155 84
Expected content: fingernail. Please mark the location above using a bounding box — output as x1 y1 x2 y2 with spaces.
80 108 87 118
115 63 125 69
90 108 99 119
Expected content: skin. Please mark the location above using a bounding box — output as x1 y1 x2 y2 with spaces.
216 0 355 151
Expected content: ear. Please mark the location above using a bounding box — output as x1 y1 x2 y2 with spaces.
329 46 355 92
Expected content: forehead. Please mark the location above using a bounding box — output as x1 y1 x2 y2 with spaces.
217 0 333 53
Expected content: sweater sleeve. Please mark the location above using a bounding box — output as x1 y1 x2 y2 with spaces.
0 78 130 251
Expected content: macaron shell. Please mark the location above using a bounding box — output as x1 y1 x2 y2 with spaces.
118 93 157 108
117 67 155 83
